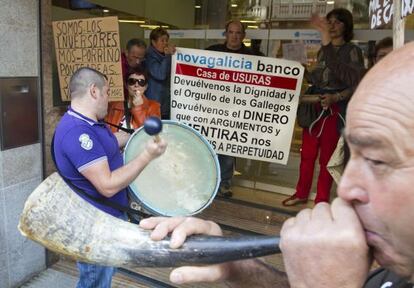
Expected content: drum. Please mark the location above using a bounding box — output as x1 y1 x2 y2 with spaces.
123 120 220 217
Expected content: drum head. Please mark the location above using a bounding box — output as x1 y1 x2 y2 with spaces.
124 121 220 216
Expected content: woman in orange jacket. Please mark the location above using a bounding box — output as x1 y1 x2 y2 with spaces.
106 66 161 133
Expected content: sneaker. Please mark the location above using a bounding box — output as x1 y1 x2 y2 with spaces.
282 194 307 207
218 186 233 198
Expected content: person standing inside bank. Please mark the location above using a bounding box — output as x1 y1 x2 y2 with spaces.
146 27 176 120
53 67 166 288
373 37 393 65
105 65 160 133
206 20 255 198
283 8 365 206
121 38 147 76
120 38 147 99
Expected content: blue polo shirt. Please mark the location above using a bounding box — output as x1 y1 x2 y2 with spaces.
53 107 128 217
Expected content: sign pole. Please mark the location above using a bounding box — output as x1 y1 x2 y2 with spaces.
393 0 405 49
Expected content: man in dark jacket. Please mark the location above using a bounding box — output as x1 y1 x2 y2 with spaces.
207 20 255 55
120 38 147 101
121 38 147 77
206 20 254 198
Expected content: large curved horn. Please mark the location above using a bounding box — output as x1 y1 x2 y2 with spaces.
18 173 280 268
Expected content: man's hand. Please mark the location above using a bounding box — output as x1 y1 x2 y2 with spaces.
140 217 233 284
280 198 371 288
132 90 144 107
164 44 176 55
144 138 167 161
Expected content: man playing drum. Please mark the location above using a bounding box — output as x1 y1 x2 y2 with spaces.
53 67 167 288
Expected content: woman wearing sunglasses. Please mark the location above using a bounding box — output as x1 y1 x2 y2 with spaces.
106 66 161 133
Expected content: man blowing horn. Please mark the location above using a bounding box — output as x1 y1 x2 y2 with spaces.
141 43 414 288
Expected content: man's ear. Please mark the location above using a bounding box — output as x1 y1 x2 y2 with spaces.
89 84 98 99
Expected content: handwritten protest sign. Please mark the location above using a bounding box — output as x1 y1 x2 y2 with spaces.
171 48 304 164
369 0 414 29
369 0 393 29
52 16 124 101
402 0 414 17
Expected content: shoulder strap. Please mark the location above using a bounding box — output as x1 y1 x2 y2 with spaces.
123 100 132 130
51 134 145 217
104 121 134 134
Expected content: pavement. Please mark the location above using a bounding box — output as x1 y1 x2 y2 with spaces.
20 269 77 288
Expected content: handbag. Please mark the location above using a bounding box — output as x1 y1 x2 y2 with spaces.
327 113 346 184
297 86 345 129
297 102 320 128
327 135 345 184
297 85 322 128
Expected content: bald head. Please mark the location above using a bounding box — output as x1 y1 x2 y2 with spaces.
69 67 107 99
350 43 414 111
346 43 414 156
224 20 246 50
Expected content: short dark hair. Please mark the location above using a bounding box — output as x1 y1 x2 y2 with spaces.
126 38 147 51
126 65 148 82
375 37 393 57
327 8 354 42
225 20 246 34
69 67 107 99
150 27 169 44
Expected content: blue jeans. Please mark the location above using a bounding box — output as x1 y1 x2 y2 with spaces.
76 213 127 288
218 154 234 188
76 262 115 288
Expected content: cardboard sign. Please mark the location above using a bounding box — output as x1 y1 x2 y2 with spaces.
369 0 394 29
402 0 414 17
52 16 124 101
171 48 304 165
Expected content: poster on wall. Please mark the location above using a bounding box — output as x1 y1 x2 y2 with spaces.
52 16 124 102
171 48 304 165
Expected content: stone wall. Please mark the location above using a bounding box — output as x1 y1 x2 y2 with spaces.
0 0 46 287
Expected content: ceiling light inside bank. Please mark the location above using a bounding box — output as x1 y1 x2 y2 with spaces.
119 20 146 24
140 24 169 29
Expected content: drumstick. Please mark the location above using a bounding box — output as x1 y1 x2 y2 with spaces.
143 116 163 142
